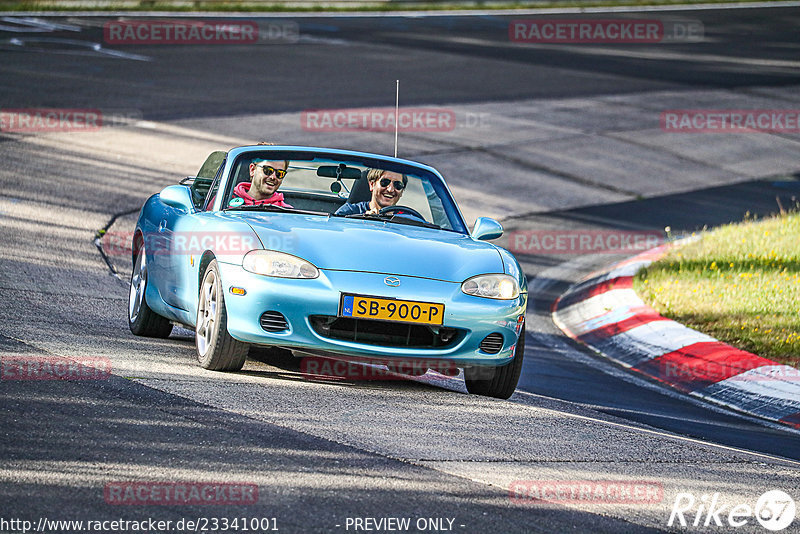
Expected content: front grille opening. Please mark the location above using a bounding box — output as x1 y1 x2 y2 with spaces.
310 315 462 349
479 333 504 354
260 311 289 332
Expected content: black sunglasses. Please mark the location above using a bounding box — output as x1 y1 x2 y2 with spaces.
379 177 405 190
257 164 287 179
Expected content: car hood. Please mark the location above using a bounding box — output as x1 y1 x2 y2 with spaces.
229 212 503 282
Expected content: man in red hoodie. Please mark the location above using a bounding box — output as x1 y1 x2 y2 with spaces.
232 158 293 208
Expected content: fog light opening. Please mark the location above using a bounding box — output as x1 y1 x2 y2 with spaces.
437 327 457 344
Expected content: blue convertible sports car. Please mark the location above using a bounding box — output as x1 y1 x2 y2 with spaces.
128 146 527 398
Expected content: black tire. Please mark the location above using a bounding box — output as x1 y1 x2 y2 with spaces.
195 259 248 371
464 323 525 399
128 243 173 338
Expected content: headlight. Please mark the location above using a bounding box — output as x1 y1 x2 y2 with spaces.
242 250 319 279
461 274 519 299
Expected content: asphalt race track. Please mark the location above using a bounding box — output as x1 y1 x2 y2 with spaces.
1 6 800 533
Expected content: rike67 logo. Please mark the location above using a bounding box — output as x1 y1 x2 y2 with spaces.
668 490 795 531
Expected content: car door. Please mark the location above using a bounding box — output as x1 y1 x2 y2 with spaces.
155 152 226 312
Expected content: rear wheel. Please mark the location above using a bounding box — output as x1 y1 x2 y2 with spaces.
128 244 173 338
196 259 248 371
465 323 525 399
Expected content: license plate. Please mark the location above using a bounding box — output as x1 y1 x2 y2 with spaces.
340 294 444 325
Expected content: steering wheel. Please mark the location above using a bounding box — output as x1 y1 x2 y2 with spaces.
379 205 426 221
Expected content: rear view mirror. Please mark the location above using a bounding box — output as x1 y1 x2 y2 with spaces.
317 164 362 180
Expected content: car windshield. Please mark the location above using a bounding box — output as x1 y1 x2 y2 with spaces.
220 150 467 234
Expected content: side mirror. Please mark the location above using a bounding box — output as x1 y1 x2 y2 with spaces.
472 217 503 241
159 185 194 212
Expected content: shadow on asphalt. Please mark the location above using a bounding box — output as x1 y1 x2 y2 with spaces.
506 176 800 461
510 175 800 235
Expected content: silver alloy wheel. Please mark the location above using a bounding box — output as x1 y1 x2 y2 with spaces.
129 247 146 323
196 267 218 357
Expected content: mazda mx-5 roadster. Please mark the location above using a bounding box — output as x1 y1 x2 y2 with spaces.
128 145 527 398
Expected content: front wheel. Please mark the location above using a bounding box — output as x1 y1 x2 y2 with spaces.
128 244 173 338
464 323 525 399
196 259 248 371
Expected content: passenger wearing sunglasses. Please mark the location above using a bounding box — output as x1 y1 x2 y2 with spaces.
232 159 293 208
335 169 406 216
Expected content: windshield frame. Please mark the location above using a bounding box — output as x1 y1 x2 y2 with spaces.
217 147 469 235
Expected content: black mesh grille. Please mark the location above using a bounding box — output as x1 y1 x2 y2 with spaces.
479 333 504 354
309 315 462 349
260 311 289 332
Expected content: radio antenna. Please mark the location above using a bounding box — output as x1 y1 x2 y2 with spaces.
394 79 399 158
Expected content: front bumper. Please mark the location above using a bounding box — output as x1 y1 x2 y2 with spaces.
217 262 526 367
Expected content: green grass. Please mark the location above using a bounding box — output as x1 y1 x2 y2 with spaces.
634 212 800 366
0 0 794 12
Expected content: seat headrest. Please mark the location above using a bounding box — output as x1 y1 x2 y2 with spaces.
235 162 252 187
347 169 372 204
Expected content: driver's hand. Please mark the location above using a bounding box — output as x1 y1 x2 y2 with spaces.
365 207 379 215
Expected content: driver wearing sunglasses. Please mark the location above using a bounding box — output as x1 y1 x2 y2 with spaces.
335 169 407 216
232 158 293 208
